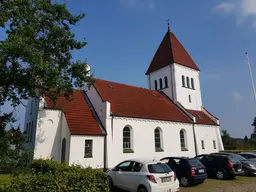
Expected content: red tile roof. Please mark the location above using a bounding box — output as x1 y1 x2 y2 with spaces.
94 79 192 123
146 31 200 74
186 109 218 125
45 90 104 135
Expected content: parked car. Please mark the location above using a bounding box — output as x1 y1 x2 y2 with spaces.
239 152 256 160
107 158 180 192
195 154 244 180
215 152 256 176
160 157 207 187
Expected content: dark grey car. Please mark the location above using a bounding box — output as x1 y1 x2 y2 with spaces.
239 152 256 160
212 152 256 176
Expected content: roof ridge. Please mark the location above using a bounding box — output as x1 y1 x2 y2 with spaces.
94 78 156 92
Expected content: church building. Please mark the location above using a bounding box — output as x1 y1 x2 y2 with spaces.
24 27 224 169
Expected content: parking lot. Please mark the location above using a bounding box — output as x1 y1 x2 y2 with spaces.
112 176 256 192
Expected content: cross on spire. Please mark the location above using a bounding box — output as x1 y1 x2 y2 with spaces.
167 19 170 32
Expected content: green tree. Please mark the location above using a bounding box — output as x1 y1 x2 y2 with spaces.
0 0 92 168
221 129 232 146
244 135 248 142
252 117 256 134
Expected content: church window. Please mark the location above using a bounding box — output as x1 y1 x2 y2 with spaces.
30 100 33 115
201 140 205 149
180 129 188 151
182 76 185 87
164 76 168 88
189 95 191 103
186 77 190 88
84 140 93 158
154 128 163 152
191 78 195 89
159 78 163 89
123 126 133 153
213 140 216 149
154 80 158 90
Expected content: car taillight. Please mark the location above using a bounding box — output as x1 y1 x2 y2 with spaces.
146 175 157 183
173 172 177 181
190 168 196 176
228 160 234 169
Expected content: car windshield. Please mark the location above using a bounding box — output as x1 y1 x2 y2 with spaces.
148 163 172 173
188 158 203 167
228 156 242 164
231 154 247 161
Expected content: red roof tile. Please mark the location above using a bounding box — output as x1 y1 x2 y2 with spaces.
186 109 218 125
146 31 200 74
94 79 192 123
45 90 104 135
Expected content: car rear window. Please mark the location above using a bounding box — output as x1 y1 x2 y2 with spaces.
228 156 240 164
148 163 172 173
188 158 203 167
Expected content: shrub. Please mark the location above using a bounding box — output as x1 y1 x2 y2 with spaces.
1 159 108 192
221 150 256 153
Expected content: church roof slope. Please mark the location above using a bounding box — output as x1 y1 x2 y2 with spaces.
186 109 218 125
94 79 192 123
45 90 104 135
146 30 200 74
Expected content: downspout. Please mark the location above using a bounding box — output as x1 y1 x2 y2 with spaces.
104 133 107 172
192 122 198 156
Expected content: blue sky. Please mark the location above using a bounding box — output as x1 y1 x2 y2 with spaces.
2 0 256 138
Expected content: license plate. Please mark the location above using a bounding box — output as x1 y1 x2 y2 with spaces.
237 169 242 172
161 176 171 183
199 169 204 173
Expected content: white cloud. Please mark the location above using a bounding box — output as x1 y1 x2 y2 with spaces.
120 0 155 9
232 91 243 101
213 0 256 28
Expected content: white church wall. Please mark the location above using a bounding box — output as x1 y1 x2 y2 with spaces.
173 64 202 111
69 135 104 169
148 65 174 100
34 109 71 163
106 117 196 168
194 124 221 155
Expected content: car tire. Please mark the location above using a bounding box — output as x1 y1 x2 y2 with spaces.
216 170 225 180
244 169 249 176
138 185 148 192
107 177 114 191
180 176 189 187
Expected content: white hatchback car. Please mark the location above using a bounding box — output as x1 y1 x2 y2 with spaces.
107 158 180 192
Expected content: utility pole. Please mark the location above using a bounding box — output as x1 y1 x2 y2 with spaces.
245 52 256 103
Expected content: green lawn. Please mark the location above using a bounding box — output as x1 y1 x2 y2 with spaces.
181 176 256 192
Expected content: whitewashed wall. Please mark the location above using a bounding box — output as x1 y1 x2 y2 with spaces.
34 109 71 163
173 64 202 110
69 135 104 168
194 124 223 155
106 117 196 168
147 65 174 100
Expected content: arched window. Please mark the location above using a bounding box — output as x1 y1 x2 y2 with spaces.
123 126 133 153
191 78 195 89
186 77 190 88
164 76 168 88
159 78 163 89
180 129 188 151
154 80 158 90
154 128 163 151
182 75 185 87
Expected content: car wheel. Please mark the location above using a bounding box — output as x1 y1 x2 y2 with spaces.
216 170 225 180
138 185 148 192
180 177 189 187
107 177 114 191
244 169 249 176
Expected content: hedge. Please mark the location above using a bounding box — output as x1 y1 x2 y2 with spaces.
220 150 256 153
0 159 108 192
